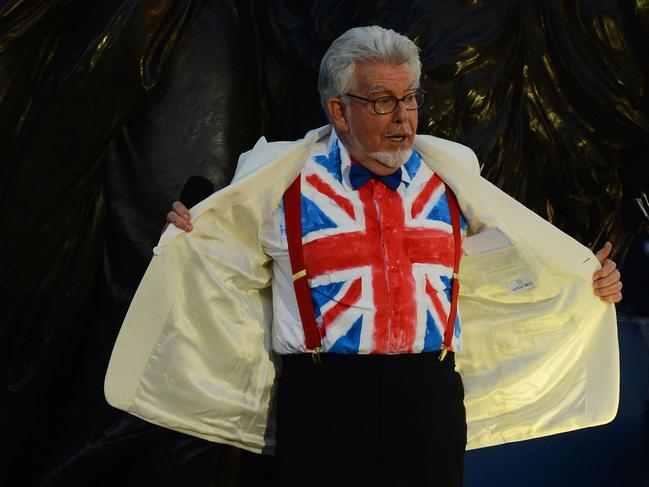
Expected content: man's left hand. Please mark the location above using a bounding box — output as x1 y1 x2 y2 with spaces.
593 242 623 303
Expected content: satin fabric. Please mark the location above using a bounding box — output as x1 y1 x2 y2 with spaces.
105 125 619 453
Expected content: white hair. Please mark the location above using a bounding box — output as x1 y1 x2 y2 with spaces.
318 26 421 118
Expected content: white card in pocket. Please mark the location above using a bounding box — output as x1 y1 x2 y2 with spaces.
463 227 513 256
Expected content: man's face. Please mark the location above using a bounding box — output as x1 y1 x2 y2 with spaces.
330 62 419 175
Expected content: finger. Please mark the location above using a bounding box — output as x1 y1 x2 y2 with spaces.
167 211 193 232
593 267 620 288
593 280 622 296
172 201 192 220
594 241 612 265
592 258 616 280
598 291 622 304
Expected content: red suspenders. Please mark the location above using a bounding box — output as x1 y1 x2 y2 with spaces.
440 184 462 361
283 177 323 362
283 174 463 362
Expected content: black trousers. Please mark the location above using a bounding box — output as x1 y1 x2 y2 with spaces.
274 352 466 487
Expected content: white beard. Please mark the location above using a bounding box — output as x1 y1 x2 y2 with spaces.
346 109 412 169
369 150 411 168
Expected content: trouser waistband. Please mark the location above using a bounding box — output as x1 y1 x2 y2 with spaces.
281 351 455 372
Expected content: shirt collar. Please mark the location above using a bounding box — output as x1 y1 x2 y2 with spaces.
327 129 414 191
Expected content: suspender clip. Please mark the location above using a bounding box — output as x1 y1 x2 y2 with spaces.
292 269 307 281
311 347 322 365
438 344 448 362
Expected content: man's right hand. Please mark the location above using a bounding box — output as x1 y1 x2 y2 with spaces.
164 201 193 233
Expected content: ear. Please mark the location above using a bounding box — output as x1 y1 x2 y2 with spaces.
327 97 349 133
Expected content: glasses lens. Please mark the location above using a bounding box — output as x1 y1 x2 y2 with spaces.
373 96 397 114
403 91 425 110
414 90 425 108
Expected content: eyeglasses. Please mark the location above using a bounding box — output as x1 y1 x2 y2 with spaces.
344 90 426 115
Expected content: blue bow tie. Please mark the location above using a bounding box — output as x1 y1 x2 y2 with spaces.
349 165 402 191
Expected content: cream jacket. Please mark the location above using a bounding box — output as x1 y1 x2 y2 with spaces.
105 125 619 453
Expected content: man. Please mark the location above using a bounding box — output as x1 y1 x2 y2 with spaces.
107 26 622 486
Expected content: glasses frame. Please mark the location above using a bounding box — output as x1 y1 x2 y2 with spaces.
344 90 427 115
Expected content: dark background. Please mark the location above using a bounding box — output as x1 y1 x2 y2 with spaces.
1 1 648 485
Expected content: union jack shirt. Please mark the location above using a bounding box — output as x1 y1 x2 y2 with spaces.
260 131 467 354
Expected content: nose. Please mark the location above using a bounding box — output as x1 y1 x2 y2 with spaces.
392 99 409 122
